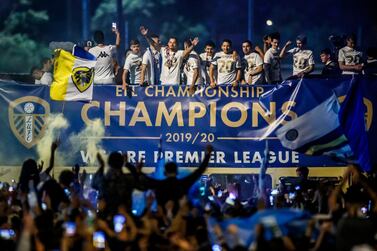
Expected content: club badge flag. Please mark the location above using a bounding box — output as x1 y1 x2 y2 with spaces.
50 46 96 101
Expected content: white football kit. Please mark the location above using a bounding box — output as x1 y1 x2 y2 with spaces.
287 47 315 75
211 52 242 85
338 46 363 75
184 51 203 86
89 45 117 84
243 52 264 84
159 47 184 85
124 53 143 84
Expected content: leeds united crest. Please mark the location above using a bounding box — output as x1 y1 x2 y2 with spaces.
71 66 94 93
8 96 50 148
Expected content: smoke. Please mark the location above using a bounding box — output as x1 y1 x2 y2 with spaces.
36 113 69 164
36 113 105 166
67 118 105 165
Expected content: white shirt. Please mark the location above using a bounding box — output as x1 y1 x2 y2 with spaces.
264 47 281 82
184 51 202 86
89 45 117 84
338 46 363 75
142 47 161 85
39 72 53 85
160 47 184 85
211 51 241 85
287 47 315 75
124 53 142 84
243 52 263 84
200 52 214 84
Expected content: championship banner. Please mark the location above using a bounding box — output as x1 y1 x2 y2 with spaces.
0 76 376 169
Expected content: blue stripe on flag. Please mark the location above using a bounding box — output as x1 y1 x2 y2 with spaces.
73 45 96 60
339 77 371 171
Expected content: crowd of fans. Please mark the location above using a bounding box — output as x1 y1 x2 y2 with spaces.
1 141 377 251
29 27 377 88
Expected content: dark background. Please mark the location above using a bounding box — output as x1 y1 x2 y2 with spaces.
1 0 376 73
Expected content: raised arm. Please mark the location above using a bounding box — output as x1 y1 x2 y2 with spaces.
124 156 162 190
44 139 59 176
182 37 199 59
350 165 377 212
140 26 162 51
255 45 265 59
328 166 351 212
91 152 105 190
113 28 121 48
123 154 139 178
279 40 292 59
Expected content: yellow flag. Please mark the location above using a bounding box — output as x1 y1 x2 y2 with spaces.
50 46 96 101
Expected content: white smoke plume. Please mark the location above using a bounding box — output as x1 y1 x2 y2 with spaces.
36 113 105 166
36 113 69 164
67 118 106 165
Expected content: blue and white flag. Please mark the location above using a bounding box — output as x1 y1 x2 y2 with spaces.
338 80 371 171
276 93 352 158
275 79 371 171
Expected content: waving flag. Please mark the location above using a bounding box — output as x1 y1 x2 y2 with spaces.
50 46 96 101
276 93 352 157
275 79 371 171
338 80 371 171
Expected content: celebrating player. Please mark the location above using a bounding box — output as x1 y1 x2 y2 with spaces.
263 33 291 83
338 34 363 75
122 39 143 88
282 35 315 77
200 41 216 85
140 34 161 86
183 39 203 93
140 26 199 85
209 39 241 88
241 40 264 84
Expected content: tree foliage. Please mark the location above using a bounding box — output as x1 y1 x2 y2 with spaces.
91 0 209 49
0 0 50 73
